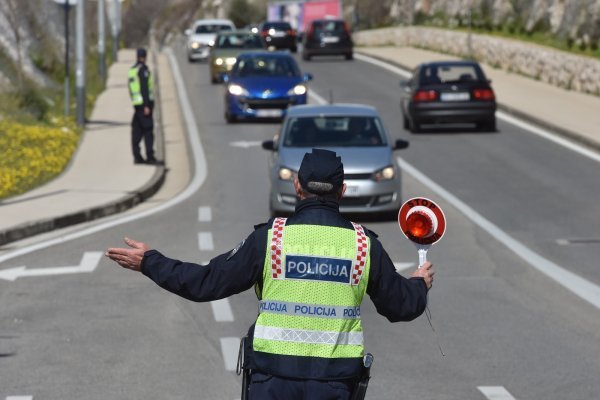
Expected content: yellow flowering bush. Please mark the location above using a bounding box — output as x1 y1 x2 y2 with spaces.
0 119 80 200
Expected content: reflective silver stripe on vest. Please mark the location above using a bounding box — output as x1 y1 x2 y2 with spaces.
254 325 364 346
259 300 360 319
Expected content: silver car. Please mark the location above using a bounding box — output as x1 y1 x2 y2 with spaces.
262 104 409 217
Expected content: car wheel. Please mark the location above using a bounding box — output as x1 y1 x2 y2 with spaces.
225 112 237 124
403 114 410 130
345 52 353 60
409 118 421 133
480 117 497 132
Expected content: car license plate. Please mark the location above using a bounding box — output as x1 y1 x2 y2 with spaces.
256 109 282 118
344 186 360 197
440 92 470 101
322 36 340 43
272 32 286 37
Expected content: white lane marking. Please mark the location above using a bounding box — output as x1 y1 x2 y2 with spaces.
477 386 517 400
211 298 234 322
220 337 240 371
0 252 102 281
394 262 414 273
198 232 214 251
198 206 212 222
6 397 34 400
497 111 600 163
355 52 600 163
229 140 263 148
397 156 600 309
0 48 207 265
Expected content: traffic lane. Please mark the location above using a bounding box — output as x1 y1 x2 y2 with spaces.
175 48 600 400
298 55 600 284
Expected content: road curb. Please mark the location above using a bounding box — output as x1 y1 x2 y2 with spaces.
355 50 600 153
0 49 168 247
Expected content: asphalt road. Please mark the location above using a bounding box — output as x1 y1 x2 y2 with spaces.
1 44 599 400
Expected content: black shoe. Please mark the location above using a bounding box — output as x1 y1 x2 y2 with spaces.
134 158 146 164
146 157 160 165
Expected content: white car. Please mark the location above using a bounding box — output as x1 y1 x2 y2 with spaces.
185 19 236 62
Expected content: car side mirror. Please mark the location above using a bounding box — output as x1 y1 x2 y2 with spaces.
393 139 409 150
185 29 192 36
262 140 276 151
303 73 313 82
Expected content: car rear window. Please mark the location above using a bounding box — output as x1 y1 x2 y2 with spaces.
283 117 386 147
196 24 233 34
262 22 292 31
311 20 346 35
216 34 263 49
420 64 485 84
233 56 300 77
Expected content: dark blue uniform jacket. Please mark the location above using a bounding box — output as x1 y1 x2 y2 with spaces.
141 197 428 380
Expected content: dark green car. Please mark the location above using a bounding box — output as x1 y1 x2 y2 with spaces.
209 31 264 84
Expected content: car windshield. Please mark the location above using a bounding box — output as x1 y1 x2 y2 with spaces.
420 64 486 84
216 34 263 49
195 24 233 34
233 56 300 77
283 116 386 147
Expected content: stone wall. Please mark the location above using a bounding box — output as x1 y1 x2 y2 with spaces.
354 26 600 96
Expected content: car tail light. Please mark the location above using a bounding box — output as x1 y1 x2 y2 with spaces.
472 88 495 100
413 90 438 102
287 29 296 36
343 22 350 36
307 23 315 39
260 30 268 38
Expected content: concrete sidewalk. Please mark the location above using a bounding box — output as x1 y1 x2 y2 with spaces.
1 44 599 248
356 46 600 151
0 49 166 246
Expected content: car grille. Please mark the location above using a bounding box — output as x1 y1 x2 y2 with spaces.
340 196 373 207
344 173 372 180
242 99 291 110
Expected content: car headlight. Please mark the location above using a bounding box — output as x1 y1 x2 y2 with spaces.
190 41 200 49
278 167 296 181
208 40 215 47
373 166 395 181
226 57 237 66
228 84 249 96
288 84 307 96
215 58 224 66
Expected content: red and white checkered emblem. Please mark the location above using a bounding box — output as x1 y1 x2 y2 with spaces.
351 222 368 285
270 218 287 279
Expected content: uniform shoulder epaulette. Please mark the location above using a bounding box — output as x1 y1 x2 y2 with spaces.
363 227 379 238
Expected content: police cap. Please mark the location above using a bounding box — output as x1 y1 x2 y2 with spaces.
298 149 344 194
137 48 147 58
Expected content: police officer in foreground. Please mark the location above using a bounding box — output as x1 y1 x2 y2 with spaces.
106 149 434 399
128 47 157 164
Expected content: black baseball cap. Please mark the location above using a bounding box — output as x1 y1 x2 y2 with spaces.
137 48 147 58
298 149 344 194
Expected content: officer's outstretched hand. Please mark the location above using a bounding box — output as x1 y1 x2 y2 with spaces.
105 237 150 272
410 261 435 290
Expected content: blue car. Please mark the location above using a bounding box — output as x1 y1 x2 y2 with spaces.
223 51 312 123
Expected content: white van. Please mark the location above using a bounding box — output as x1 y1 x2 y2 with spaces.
185 19 236 62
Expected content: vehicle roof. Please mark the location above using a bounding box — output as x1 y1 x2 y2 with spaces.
193 19 235 26
286 104 379 118
418 60 482 67
237 51 295 59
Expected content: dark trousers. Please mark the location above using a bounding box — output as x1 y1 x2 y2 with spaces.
131 106 155 162
248 372 354 400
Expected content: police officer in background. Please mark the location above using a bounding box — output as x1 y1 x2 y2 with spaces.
128 47 157 164
106 149 434 399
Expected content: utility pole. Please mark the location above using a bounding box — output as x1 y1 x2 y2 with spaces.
111 0 120 62
64 1 71 116
75 0 86 125
98 0 106 83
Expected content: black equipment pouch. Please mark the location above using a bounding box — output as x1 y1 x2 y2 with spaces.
350 353 374 400
237 336 251 400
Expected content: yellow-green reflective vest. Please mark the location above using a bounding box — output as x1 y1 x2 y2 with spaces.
253 217 370 360
128 64 154 106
